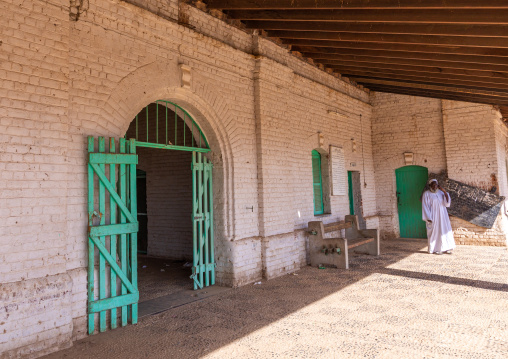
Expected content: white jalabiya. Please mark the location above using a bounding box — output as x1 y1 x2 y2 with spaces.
422 190 456 253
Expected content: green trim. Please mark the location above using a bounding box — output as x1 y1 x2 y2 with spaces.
89 223 139 237
89 153 138 165
89 293 139 313
134 141 210 153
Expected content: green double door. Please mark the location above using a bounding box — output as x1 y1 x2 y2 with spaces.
395 166 428 238
87 137 215 335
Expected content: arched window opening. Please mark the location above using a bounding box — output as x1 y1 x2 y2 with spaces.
126 100 210 152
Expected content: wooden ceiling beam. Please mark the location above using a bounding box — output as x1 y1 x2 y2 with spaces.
317 55 508 73
298 50 508 67
290 43 508 57
324 62 508 80
272 32 508 48
347 76 508 95
207 0 508 10
363 85 508 106
245 21 508 37
344 74 508 93
226 9 508 24
354 79 507 99
335 69 508 90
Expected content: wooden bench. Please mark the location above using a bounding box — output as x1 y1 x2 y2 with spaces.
307 215 380 269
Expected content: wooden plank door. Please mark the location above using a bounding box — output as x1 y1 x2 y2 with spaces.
87 136 139 334
191 152 215 290
395 165 428 238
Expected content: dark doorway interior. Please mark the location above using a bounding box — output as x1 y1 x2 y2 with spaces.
135 146 194 303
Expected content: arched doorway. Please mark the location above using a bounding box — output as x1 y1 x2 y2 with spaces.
395 165 428 238
86 100 215 334
125 100 214 293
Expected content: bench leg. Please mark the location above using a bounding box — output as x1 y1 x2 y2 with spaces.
359 230 380 256
337 239 349 269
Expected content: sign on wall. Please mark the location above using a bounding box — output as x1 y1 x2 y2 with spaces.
330 146 346 195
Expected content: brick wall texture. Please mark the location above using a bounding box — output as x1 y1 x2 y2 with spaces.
371 93 508 246
1 0 507 357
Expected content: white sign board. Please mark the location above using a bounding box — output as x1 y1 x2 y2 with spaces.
330 146 346 195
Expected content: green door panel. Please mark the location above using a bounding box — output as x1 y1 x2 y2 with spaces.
312 150 324 215
395 166 428 238
87 136 139 334
191 152 215 290
348 171 354 215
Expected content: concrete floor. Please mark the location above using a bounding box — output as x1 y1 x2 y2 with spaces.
44 238 508 359
137 256 194 302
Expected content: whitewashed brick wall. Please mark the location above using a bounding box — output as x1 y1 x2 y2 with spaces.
0 0 379 357
442 100 499 190
0 274 73 357
371 93 447 238
493 113 508 197
7 0 506 356
372 94 508 246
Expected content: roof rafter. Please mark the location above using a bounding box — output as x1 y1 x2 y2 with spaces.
201 0 508 107
207 0 508 10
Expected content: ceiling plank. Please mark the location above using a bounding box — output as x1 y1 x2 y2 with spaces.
352 78 508 98
298 50 508 66
271 32 508 48
316 55 508 73
347 76 508 95
226 9 508 24
203 1 508 106
364 85 508 106
344 74 508 93
245 21 508 37
336 69 508 89
290 43 508 57
324 62 508 80
207 0 508 10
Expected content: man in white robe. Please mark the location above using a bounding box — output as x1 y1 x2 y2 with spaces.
422 179 456 254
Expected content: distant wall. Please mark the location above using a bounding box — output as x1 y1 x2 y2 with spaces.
372 93 508 247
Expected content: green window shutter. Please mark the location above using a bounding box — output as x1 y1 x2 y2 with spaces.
312 150 324 215
348 171 355 215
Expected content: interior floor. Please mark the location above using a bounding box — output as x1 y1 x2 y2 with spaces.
137 255 194 302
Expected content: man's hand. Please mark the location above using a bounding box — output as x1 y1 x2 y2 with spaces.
427 220 432 224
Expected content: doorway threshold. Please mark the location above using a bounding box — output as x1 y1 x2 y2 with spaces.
138 285 230 318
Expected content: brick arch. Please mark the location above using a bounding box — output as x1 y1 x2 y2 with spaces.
99 61 237 283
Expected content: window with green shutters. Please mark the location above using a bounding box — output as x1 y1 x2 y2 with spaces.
312 150 324 215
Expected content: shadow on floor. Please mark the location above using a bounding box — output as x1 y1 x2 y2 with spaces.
44 238 508 359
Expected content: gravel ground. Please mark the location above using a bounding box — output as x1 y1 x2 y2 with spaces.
44 238 508 359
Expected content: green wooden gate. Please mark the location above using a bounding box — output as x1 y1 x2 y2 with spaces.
87 101 216 335
87 136 139 334
191 152 215 290
395 165 428 238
